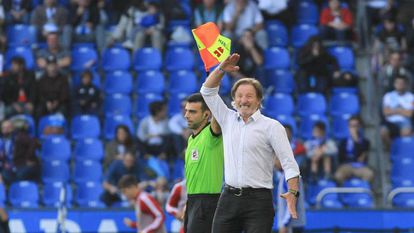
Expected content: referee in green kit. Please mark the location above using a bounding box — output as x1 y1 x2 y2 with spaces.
183 93 224 233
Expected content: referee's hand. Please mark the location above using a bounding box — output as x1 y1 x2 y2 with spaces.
280 192 298 219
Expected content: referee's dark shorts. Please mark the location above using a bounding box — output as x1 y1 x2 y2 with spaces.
184 193 220 233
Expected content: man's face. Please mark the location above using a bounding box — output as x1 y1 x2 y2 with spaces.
203 0 215 8
312 127 324 138
45 0 56 7
1 121 13 136
123 154 135 169
47 34 59 49
184 102 209 130
329 0 340 10
234 84 260 119
121 186 136 201
394 78 406 93
389 53 400 67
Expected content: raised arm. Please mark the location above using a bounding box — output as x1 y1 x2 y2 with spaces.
203 53 240 88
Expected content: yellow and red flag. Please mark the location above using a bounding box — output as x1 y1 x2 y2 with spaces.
192 22 231 72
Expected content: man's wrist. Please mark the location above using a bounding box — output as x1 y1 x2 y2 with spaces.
288 189 300 198
218 66 225 73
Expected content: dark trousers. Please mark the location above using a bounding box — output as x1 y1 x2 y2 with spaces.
184 194 220 233
212 186 275 233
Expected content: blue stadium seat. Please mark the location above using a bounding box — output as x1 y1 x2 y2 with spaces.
135 93 164 119
7 24 37 47
42 160 70 183
42 182 72 207
168 93 187 117
167 20 191 33
391 137 414 163
296 0 319 24
297 92 327 116
136 70 165 95
5 46 35 70
38 114 67 138
73 160 103 183
328 46 355 71
264 47 290 70
291 24 319 48
9 181 39 208
341 178 374 208
72 70 101 88
71 115 101 140
265 69 295 93
72 42 96 49
75 182 105 208
200 73 231 95
103 115 134 140
165 47 194 71
104 94 132 116
331 114 351 140
306 179 343 208
41 136 71 162
172 158 185 181
74 138 104 161
101 47 131 71
70 46 98 71
0 184 6 208
299 114 329 140
133 47 162 71
274 115 297 135
264 93 295 117
392 192 414 208
330 92 360 117
266 20 288 47
104 70 133 94
391 157 414 183
331 87 358 95
168 70 198 95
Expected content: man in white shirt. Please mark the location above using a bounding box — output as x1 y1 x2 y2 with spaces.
222 0 268 50
200 53 300 233
381 75 414 144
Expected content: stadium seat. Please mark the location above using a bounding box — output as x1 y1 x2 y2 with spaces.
165 47 194 71
41 136 71 162
168 93 187 117
9 181 39 208
72 70 101 88
133 47 162 71
75 182 105 208
104 70 133 94
0 184 6 207
306 179 343 208
265 69 295 94
104 94 132 116
331 87 358 95
73 160 103 183
7 24 37 47
172 158 185 181
296 0 319 24
70 46 98 71
390 136 414 160
341 178 374 208
71 115 101 140
274 115 297 135
135 93 164 119
168 70 198 95
330 92 360 117
297 92 327 116
167 19 191 33
264 93 295 117
42 160 70 183
136 70 165 95
291 24 319 48
200 73 231 95
299 114 329 140
38 114 67 138
42 182 72 207
391 157 414 183
264 47 290 70
331 114 351 140
101 47 131 71
5 46 35 70
266 20 288 47
392 192 414 208
74 138 104 161
328 46 355 71
103 115 134 140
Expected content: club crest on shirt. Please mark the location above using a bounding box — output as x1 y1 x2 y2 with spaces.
191 149 199 161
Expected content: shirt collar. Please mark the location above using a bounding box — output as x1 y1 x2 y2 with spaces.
237 109 262 122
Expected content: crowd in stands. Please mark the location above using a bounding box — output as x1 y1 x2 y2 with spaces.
0 0 412 210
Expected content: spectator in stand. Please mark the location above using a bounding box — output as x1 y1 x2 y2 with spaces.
109 0 164 51
101 151 154 207
257 0 293 27
166 180 187 233
2 57 36 118
69 0 102 47
378 51 413 93
73 70 100 115
31 0 71 48
0 120 14 168
168 100 191 157
95 0 110 51
320 0 353 42
284 124 307 173
366 0 398 27
36 55 70 118
104 125 137 170
222 0 268 50
0 1 4 37
137 101 174 158
335 115 373 185
305 121 338 181
297 36 341 94
36 32 72 75
3 0 31 24
381 75 414 146
404 16 414 74
2 120 40 185
332 71 359 88
193 0 223 29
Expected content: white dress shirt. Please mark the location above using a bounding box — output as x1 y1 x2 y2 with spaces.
200 86 300 189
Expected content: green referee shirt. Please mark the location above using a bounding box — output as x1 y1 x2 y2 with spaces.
185 123 224 194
